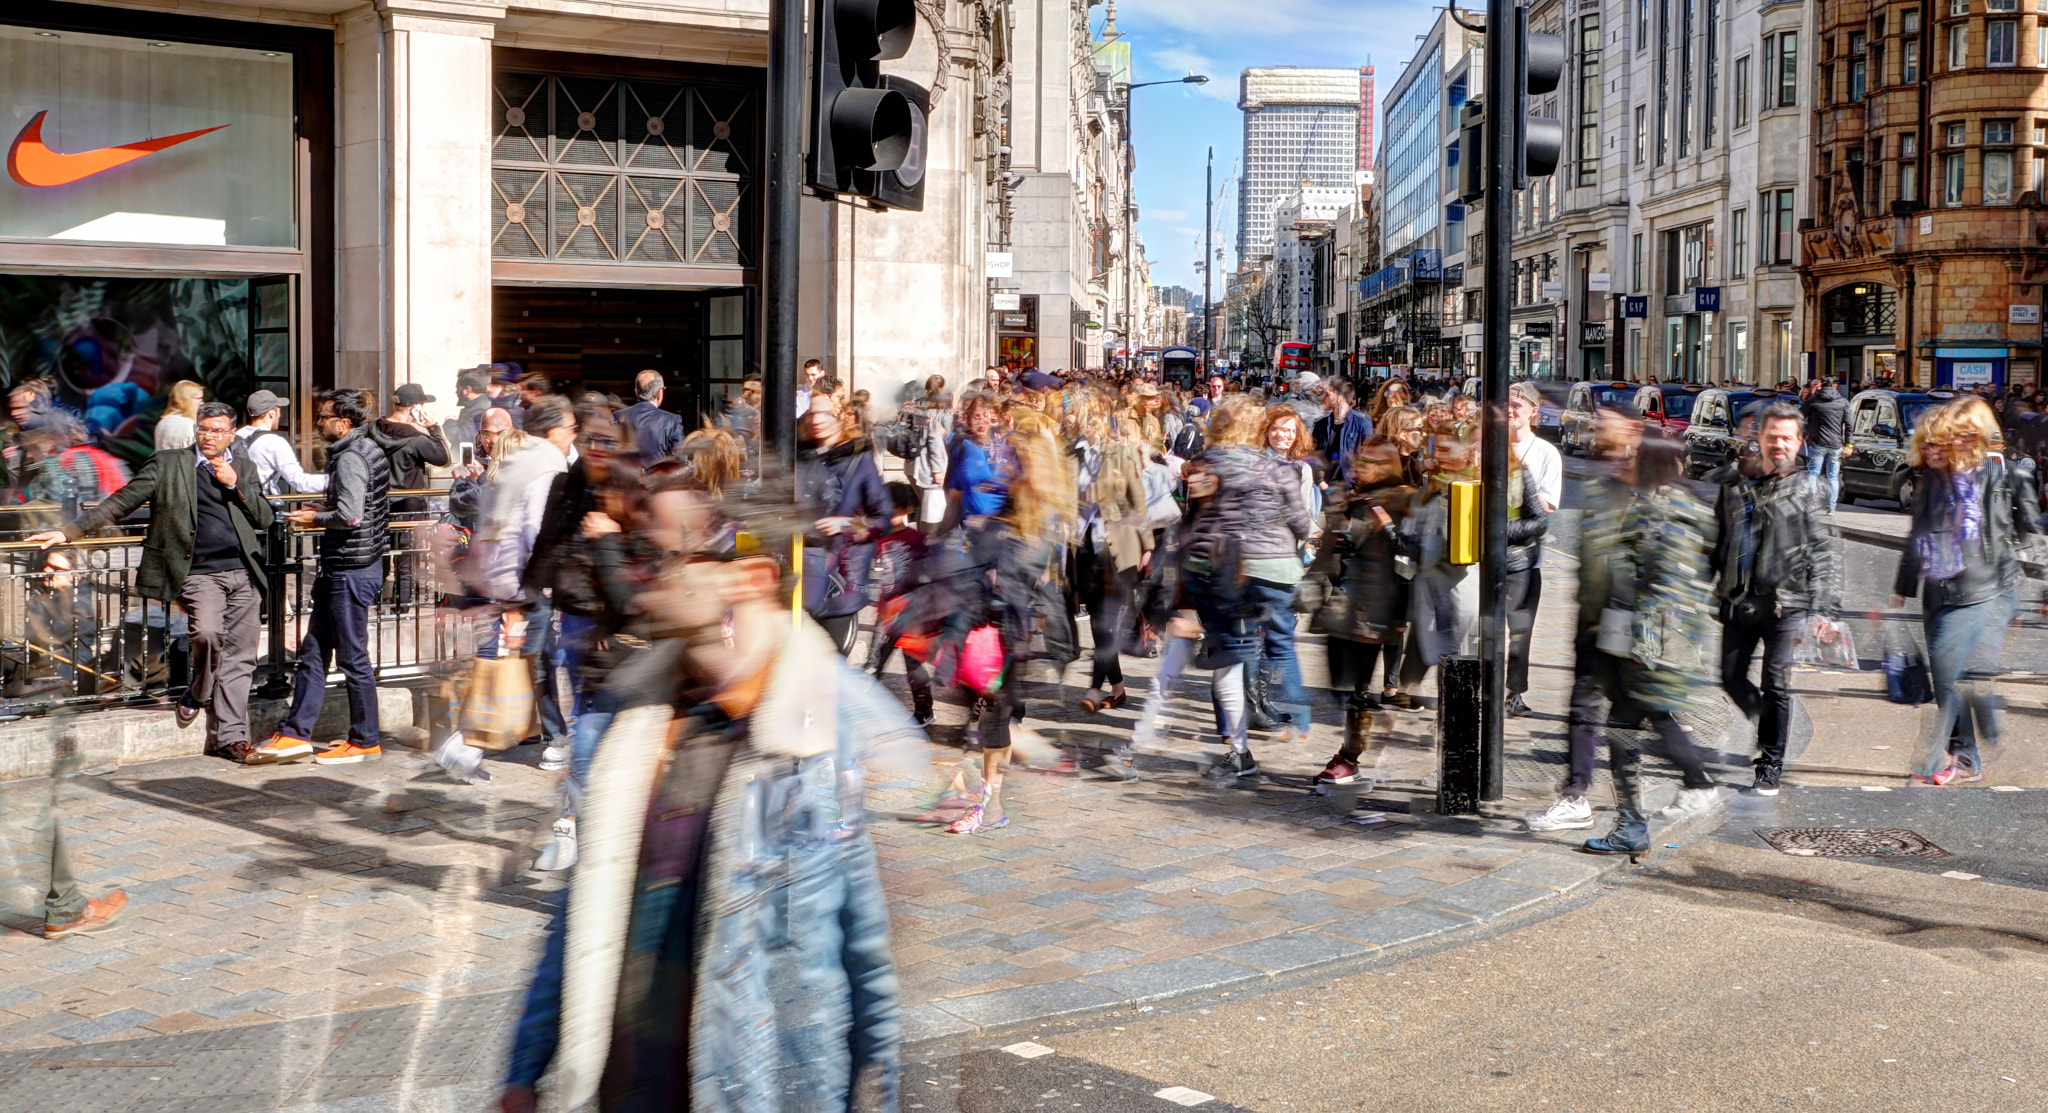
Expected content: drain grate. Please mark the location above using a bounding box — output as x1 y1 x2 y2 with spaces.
1755 827 1952 859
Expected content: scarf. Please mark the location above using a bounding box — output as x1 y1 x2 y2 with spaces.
1915 467 1984 582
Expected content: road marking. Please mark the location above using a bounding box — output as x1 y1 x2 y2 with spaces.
1155 1086 1215 1106
1991 785 2023 792
1940 870 1982 881
1861 786 1892 792
1002 1041 1055 1059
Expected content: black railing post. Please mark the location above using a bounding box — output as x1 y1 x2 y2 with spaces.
258 502 292 699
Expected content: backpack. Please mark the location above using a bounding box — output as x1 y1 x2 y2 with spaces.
1168 421 1204 460
58 446 128 501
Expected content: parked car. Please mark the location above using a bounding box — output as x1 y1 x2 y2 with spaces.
1558 380 1639 455
1634 383 1706 439
1840 389 1955 507
1680 388 1783 476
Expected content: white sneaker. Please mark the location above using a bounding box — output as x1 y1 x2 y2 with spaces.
539 745 570 772
433 735 490 785
1660 786 1719 819
1525 795 1595 832
534 818 577 872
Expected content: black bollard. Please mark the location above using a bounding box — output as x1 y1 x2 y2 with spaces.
1437 654 1487 815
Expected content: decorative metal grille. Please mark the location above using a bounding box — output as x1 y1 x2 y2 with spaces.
1755 827 1951 859
1822 283 1898 338
491 72 755 268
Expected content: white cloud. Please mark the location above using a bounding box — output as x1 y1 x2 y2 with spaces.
1142 46 1237 100
1151 208 1189 221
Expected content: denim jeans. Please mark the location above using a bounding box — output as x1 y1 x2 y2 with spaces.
1920 588 2017 776
1245 578 1310 731
282 563 383 745
1805 446 1843 512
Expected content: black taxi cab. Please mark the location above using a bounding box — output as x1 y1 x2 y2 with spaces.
1681 387 1784 477
1840 389 1955 507
1559 380 1638 455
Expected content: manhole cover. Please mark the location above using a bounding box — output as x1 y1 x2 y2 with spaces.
1756 827 1951 859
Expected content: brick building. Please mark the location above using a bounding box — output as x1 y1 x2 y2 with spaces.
1801 0 2048 391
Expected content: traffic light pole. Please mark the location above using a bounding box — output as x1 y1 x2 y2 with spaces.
1478 0 1517 801
763 0 805 469
1202 145 1213 377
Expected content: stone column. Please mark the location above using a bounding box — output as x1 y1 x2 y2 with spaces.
337 1 500 406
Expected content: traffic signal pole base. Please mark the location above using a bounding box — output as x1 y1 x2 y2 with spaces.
1436 654 1489 816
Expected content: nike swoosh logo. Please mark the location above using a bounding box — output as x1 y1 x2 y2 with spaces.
7 111 229 188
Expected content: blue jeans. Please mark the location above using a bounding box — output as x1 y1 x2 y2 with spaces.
1919 588 2016 776
1245 578 1311 731
1805 447 1842 512
282 563 383 745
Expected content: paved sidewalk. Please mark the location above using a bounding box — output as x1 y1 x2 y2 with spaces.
0 556 1915 1110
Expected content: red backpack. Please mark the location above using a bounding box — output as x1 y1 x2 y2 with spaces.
58 446 130 501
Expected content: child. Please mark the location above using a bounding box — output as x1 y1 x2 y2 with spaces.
866 481 936 724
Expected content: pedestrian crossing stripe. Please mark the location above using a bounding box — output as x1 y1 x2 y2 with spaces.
1001 1041 1054 1059
1154 1086 1215 1106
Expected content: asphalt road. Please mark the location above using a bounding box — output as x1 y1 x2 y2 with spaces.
897 787 2048 1113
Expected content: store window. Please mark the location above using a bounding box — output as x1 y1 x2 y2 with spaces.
1731 320 1750 381
0 26 296 246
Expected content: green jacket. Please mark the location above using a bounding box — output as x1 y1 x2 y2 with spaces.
63 445 274 601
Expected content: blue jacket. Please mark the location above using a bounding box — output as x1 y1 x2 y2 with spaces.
799 436 891 618
1312 408 1375 487
507 635 917 1111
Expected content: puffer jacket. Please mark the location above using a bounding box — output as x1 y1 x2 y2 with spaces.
315 426 391 570
1709 465 1843 613
1180 444 1312 570
1309 480 1416 641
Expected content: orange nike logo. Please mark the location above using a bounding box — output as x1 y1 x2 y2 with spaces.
7 111 229 188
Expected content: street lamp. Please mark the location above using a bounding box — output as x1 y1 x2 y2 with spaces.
1122 73 1208 367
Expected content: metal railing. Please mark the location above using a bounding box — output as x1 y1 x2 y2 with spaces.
0 489 477 716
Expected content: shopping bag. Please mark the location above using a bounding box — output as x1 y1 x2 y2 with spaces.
1882 623 1932 705
957 624 1006 696
460 655 537 750
1793 614 1860 670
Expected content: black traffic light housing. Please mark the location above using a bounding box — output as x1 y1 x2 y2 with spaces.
1459 99 1486 204
1515 8 1565 186
807 0 927 210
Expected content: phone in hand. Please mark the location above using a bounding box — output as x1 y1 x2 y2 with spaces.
460 443 475 467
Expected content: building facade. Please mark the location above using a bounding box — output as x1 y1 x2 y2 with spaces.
1797 0 2048 391
1237 67 1360 263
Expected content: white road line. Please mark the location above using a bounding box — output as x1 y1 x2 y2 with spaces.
1001 1041 1055 1059
1154 1086 1215 1106
1940 870 1983 881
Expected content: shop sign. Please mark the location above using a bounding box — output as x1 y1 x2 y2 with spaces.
991 292 1022 311
1689 286 1721 313
985 251 1014 277
1953 361 1996 386
1462 332 1483 351
1580 321 1608 346
2 26 296 246
1588 271 1612 292
1621 296 1647 318
1521 320 1554 337
1541 281 1563 300
999 312 1031 329
2010 304 2041 324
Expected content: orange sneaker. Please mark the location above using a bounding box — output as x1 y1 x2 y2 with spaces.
45 891 127 939
313 741 382 765
247 733 315 765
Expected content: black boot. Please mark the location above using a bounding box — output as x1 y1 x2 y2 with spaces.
1248 673 1286 732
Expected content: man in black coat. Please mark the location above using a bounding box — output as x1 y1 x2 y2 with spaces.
29 402 274 762
1801 379 1850 513
615 369 684 466
370 383 450 610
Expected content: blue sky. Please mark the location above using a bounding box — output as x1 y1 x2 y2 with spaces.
1107 0 1438 295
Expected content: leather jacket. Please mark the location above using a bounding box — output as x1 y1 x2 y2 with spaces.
1708 464 1842 614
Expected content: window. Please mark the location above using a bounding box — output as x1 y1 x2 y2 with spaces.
1905 8 1923 33
1735 56 1752 124
1679 0 1695 158
1901 160 1919 201
1904 39 1920 81
1771 188 1796 263
2036 123 2047 143
1987 119 2016 143
1779 33 1799 106
1851 59 1868 98
1731 321 1750 381
1731 208 1748 276
1578 14 1602 186
1873 44 1886 88
1638 0 1650 50
1903 133 1918 157
1945 151 1967 204
1851 31 1868 53
1986 150 2015 201
1705 0 1720 146
1947 121 1967 145
2038 25 2047 65
1990 20 2018 65
1821 64 1833 107
1950 24 1969 68
1632 232 1645 291
2033 151 2045 196
1989 0 2016 9
1658 0 1672 162
1952 0 1970 13
1635 104 1647 162
1662 228 1682 294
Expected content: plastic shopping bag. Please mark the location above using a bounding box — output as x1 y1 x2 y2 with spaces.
1793 614 1860 670
957 624 1006 696
460 655 537 750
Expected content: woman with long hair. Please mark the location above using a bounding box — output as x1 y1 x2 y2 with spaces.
797 403 889 655
1307 437 1417 786
1179 395 1312 781
1377 404 1428 490
1894 396 2041 785
1367 379 1412 424
1073 410 1151 731
155 379 205 450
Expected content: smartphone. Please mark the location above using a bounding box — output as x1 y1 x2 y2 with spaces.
460 443 475 467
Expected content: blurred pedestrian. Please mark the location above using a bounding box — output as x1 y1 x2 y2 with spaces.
1506 383 1562 717
616 370 684 467
798 402 888 655
1308 438 1416 786
155 379 205 451
235 390 328 496
369 383 450 612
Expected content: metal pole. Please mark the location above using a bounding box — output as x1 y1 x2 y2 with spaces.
1478 0 1517 800
1126 91 1136 369
1203 146 1214 377
762 0 804 469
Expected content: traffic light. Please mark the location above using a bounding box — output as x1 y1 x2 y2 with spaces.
1459 99 1486 204
1515 8 1565 186
807 0 929 211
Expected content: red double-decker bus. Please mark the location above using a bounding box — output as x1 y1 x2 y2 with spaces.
1277 341 1312 372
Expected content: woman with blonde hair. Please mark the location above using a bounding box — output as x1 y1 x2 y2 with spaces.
1893 396 2041 785
156 379 205 450
1072 410 1151 738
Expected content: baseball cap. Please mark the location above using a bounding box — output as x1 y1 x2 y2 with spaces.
245 389 287 418
394 383 436 406
1510 381 1543 405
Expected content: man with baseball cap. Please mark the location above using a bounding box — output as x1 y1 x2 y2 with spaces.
235 390 328 497
370 384 451 610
